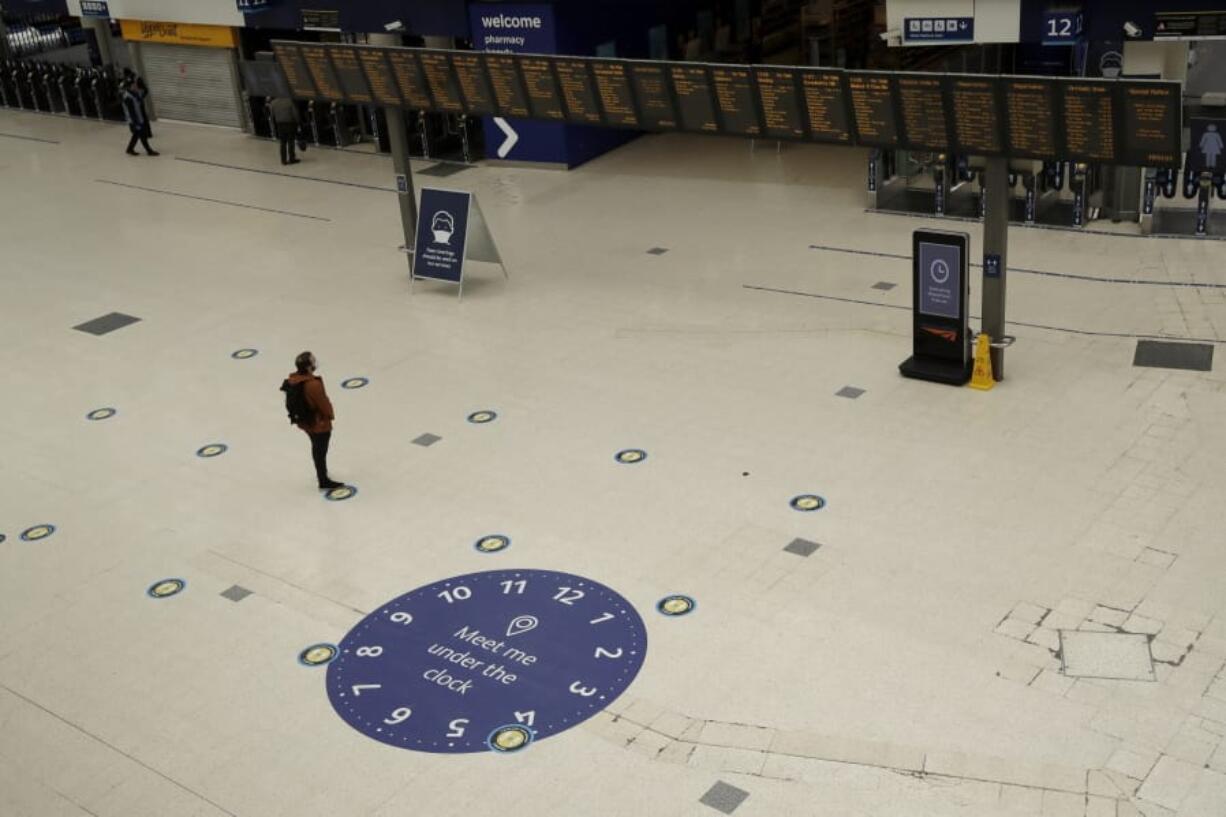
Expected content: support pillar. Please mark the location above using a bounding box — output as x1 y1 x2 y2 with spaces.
370 32 418 273
982 157 1009 380
81 15 114 66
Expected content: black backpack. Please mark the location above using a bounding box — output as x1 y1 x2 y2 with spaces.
280 378 315 426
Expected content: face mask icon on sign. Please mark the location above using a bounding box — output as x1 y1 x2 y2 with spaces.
431 211 456 244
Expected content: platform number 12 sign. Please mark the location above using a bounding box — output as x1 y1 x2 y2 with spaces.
1043 11 1083 45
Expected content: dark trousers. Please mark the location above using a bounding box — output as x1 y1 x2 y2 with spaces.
126 129 154 154
277 124 297 164
309 431 332 486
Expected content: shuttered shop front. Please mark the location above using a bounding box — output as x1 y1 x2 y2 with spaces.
120 21 243 129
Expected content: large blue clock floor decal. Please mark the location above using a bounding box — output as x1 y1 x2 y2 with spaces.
327 570 647 753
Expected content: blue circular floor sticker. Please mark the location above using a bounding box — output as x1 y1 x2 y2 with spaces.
327 569 647 754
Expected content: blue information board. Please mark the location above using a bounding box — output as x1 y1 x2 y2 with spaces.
903 17 974 42
414 188 472 284
327 569 647 753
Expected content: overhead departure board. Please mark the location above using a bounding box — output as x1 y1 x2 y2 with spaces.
947 76 1003 155
1118 81 1182 168
1061 81 1116 162
520 57 565 120
591 61 639 128
386 50 432 110
418 51 465 113
270 43 1182 167
273 44 316 100
799 70 853 144
554 58 602 125
355 47 401 107
710 66 761 137
451 53 495 116
1002 78 1059 159
670 65 719 133
754 68 804 140
300 44 343 102
483 54 530 118
330 46 373 105
628 62 677 130
895 74 949 152
846 72 898 148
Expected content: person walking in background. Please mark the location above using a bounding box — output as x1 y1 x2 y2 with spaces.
121 76 157 156
269 96 302 165
281 352 344 491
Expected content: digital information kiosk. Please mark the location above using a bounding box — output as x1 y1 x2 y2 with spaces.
900 230 972 385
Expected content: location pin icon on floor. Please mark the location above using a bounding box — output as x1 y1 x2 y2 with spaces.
507 615 539 638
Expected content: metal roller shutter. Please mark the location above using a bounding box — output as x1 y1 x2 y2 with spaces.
141 43 242 128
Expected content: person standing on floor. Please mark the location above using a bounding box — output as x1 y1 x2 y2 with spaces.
282 352 345 491
269 96 302 166
121 76 158 156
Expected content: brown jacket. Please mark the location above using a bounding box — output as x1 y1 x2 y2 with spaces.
286 372 334 434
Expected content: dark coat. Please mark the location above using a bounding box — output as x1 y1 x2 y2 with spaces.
122 89 152 137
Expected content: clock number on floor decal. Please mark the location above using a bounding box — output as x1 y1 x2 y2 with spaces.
356 646 383 657
594 646 623 659
438 586 472 604
589 612 615 625
384 707 413 725
553 587 585 605
352 684 382 696
569 682 598 697
514 710 536 726
388 611 414 624
500 579 527 595
447 718 470 737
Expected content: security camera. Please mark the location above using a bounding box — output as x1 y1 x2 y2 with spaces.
1123 21 1143 39
879 29 902 47
383 20 405 32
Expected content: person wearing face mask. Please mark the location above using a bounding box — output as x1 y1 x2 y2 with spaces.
281 351 344 491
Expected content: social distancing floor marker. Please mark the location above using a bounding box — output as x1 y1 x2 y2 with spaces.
197 444 228 458
790 495 826 512
615 449 647 464
231 348 258 360
299 643 339 667
20 524 55 542
324 485 357 502
147 578 186 598
474 535 510 553
467 410 497 424
488 724 534 753
657 595 696 616
341 377 369 390
86 408 117 421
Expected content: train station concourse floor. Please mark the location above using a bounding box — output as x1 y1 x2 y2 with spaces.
3 110 1226 817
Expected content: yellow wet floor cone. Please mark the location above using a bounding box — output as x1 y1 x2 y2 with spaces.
969 333 995 391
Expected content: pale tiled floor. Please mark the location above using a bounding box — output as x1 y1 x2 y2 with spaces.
2 108 1226 817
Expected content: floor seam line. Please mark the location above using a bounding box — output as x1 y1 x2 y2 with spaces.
0 682 240 817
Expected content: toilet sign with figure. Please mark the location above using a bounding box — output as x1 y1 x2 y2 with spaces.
1190 118 1225 174
411 187 508 299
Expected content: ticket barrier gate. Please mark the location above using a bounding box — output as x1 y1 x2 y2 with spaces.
420 111 482 163
1149 161 1226 237
870 151 980 219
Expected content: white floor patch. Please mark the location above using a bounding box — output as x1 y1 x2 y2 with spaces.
1059 631 1156 681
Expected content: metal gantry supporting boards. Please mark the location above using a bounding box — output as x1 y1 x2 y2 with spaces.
369 32 418 275
982 157 1010 380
